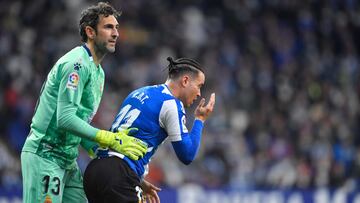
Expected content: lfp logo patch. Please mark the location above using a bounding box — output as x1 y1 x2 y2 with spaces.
66 72 79 90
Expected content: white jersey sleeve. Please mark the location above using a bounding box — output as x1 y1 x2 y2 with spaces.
159 99 188 142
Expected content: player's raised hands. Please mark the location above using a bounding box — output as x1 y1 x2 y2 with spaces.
194 93 215 122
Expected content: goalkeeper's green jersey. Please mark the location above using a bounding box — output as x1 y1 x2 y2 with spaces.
22 45 104 169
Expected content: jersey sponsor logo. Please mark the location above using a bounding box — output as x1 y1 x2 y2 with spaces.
73 62 82 71
42 143 53 150
66 72 79 90
181 115 188 133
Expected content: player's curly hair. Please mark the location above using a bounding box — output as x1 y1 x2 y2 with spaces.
79 2 121 42
167 57 204 79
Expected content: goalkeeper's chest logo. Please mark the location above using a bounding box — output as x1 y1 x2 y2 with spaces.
66 72 79 90
73 62 82 70
44 195 52 203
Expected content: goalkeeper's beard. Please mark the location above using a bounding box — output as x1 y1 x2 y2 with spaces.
94 40 114 57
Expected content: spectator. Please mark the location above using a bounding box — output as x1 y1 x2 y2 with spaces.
1 0 360 191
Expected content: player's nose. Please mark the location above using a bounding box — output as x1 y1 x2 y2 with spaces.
112 28 119 38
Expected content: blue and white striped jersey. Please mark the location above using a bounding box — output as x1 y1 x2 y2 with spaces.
109 84 190 178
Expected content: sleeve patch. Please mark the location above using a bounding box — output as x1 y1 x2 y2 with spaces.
66 72 79 90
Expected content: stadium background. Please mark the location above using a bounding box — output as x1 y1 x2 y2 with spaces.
1 0 360 202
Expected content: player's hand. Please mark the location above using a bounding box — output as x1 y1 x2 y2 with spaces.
194 93 216 122
141 180 161 203
94 128 148 160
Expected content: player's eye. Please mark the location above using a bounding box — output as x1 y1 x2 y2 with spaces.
104 24 115 29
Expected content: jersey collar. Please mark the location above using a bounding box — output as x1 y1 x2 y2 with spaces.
162 84 174 96
82 44 93 62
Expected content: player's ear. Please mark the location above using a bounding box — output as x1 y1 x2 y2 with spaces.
181 75 190 87
85 26 96 40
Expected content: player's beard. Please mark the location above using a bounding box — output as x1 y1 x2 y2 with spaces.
94 40 114 57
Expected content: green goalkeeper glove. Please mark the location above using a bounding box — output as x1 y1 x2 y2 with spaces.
94 128 148 160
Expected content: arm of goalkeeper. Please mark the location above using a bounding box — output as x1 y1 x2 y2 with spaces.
94 128 148 160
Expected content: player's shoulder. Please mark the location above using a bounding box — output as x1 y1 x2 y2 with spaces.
127 84 175 106
57 46 91 70
149 84 185 113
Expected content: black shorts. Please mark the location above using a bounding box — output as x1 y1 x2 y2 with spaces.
83 156 142 203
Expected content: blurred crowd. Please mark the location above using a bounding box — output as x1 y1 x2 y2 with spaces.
1 0 360 192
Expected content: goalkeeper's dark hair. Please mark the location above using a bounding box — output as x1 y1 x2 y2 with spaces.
167 57 204 79
79 2 121 42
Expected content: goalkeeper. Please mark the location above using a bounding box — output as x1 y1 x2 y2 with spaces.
21 2 147 203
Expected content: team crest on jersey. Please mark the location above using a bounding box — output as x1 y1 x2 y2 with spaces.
44 195 52 203
73 62 82 71
181 115 188 133
66 72 79 90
